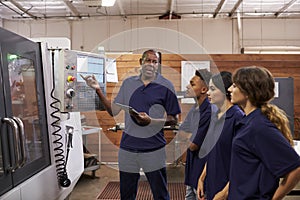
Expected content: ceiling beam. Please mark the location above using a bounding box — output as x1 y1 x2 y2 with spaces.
8 0 37 19
169 0 175 20
274 0 298 17
228 0 243 17
159 0 181 20
63 0 80 16
213 0 227 18
117 0 126 16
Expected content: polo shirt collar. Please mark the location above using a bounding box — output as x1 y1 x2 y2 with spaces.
211 104 237 121
199 97 210 113
225 105 240 119
238 108 261 126
134 72 162 83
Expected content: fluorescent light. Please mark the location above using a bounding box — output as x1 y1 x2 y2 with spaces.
244 50 300 54
245 46 300 51
102 0 116 7
244 12 274 16
242 46 300 54
106 51 133 54
21 1 64 6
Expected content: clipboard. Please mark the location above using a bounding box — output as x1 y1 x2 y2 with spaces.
114 103 139 116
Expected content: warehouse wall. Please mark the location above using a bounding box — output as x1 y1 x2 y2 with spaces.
2 17 300 54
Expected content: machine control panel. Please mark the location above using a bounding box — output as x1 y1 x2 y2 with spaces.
56 50 106 112
55 50 78 111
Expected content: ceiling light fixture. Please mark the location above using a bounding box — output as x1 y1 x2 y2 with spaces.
101 0 116 7
241 46 300 54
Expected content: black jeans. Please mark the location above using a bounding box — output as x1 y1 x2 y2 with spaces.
119 167 170 200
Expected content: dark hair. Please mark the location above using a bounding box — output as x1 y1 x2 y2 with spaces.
141 49 160 62
211 71 232 100
232 66 293 145
232 66 274 107
195 69 212 87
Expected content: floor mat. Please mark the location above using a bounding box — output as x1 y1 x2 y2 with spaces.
97 181 186 200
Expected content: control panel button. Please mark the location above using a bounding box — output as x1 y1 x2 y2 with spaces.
66 104 74 110
67 75 76 82
66 88 75 98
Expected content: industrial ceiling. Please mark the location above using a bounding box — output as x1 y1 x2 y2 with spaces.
0 0 299 20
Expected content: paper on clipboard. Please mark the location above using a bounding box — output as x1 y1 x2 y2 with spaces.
115 102 131 111
106 58 118 83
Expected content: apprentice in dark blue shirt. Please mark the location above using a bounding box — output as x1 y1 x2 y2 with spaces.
81 49 181 200
197 71 244 200
228 66 300 199
178 69 212 200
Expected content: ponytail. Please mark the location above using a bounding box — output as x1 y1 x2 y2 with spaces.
232 66 294 146
261 104 294 146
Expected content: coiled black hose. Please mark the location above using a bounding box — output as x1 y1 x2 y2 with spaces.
49 49 71 187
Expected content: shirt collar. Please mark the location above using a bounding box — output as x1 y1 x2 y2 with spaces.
238 108 260 126
225 105 241 119
199 97 210 112
211 104 237 121
134 72 161 83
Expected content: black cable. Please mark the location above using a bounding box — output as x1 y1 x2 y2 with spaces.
49 49 71 187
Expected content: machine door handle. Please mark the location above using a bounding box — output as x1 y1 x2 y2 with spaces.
12 117 26 167
2 117 20 172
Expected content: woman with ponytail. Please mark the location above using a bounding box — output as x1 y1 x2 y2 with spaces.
228 66 300 199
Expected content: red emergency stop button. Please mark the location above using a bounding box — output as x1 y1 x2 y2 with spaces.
67 75 76 82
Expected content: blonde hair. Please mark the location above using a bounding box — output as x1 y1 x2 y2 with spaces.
261 104 293 146
233 66 293 146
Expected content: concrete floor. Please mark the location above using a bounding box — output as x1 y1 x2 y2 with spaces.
68 162 300 200
68 163 186 200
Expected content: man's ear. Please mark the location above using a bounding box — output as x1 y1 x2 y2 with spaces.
139 58 143 65
201 87 208 94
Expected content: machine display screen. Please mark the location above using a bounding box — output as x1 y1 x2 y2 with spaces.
73 53 106 111
76 55 105 83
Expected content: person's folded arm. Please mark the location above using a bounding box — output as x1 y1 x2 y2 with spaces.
272 166 300 200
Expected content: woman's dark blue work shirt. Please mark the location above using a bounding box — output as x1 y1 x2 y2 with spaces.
184 98 212 189
114 73 181 152
205 105 244 200
229 109 300 199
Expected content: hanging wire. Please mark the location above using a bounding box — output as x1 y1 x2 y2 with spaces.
260 0 263 50
81 15 84 51
130 0 133 51
241 0 244 50
107 14 111 51
137 0 140 52
201 0 204 54
284 0 287 48
44 0 47 36
176 0 181 54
